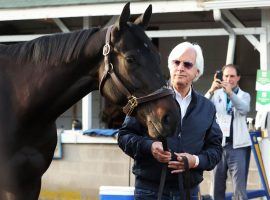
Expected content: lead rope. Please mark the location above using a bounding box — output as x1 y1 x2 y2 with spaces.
182 156 191 200
157 138 191 200
157 138 168 200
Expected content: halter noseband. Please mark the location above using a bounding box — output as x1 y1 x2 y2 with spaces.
99 25 174 116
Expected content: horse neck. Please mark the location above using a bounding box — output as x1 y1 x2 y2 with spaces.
44 28 109 120
10 28 107 122
43 28 108 120
83 27 107 71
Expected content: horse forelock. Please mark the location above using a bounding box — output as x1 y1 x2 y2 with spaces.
121 24 159 61
129 24 152 46
1 27 100 66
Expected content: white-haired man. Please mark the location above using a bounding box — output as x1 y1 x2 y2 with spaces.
118 42 222 200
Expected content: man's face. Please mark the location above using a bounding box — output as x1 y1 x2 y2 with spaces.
170 48 199 89
222 66 240 88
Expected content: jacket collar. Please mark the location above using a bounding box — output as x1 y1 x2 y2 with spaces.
186 87 198 116
167 80 198 118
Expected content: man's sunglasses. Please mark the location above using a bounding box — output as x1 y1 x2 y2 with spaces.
172 60 194 69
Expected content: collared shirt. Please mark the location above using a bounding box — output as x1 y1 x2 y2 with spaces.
174 86 192 120
173 86 199 168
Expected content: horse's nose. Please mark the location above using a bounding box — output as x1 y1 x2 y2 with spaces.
161 112 179 136
162 114 171 126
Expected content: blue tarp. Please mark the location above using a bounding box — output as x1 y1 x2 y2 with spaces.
83 129 118 137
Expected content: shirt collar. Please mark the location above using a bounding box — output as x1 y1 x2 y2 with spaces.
174 86 192 100
233 87 239 94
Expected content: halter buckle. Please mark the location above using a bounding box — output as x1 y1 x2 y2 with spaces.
103 43 111 56
128 96 138 108
123 96 138 115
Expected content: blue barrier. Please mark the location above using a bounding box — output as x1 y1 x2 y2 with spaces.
99 186 134 200
226 189 267 200
225 131 269 200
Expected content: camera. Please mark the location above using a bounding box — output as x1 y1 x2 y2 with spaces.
216 70 223 81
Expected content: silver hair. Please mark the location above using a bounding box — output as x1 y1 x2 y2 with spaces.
168 41 204 82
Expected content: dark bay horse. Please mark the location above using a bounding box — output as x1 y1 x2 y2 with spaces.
0 3 180 199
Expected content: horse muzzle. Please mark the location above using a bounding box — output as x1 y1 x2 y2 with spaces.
142 95 180 139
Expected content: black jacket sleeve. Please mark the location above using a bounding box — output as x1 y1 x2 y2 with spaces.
197 109 223 171
117 116 154 160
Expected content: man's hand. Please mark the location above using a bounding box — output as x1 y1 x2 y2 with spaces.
208 74 222 95
151 141 171 163
221 81 233 96
168 152 196 174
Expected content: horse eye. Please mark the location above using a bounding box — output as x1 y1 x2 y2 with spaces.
126 56 136 64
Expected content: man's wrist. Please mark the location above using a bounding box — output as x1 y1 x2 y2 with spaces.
208 90 214 95
192 155 199 168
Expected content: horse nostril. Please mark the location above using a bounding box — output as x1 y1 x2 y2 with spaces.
162 114 171 126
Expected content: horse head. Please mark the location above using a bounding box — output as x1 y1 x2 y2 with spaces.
98 3 180 138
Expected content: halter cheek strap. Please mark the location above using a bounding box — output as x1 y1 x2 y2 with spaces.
99 25 174 116
99 25 114 95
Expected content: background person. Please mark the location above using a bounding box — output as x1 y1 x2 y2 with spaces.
205 64 251 200
118 41 222 200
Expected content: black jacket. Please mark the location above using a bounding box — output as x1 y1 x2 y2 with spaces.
117 89 222 191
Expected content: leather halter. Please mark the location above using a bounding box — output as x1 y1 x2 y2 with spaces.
99 25 174 116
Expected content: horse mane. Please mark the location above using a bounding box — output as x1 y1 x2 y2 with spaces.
0 27 100 66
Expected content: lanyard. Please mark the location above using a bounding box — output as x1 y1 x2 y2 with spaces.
225 87 238 115
226 94 233 115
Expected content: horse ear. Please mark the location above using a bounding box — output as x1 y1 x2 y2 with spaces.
134 4 152 29
115 2 130 30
